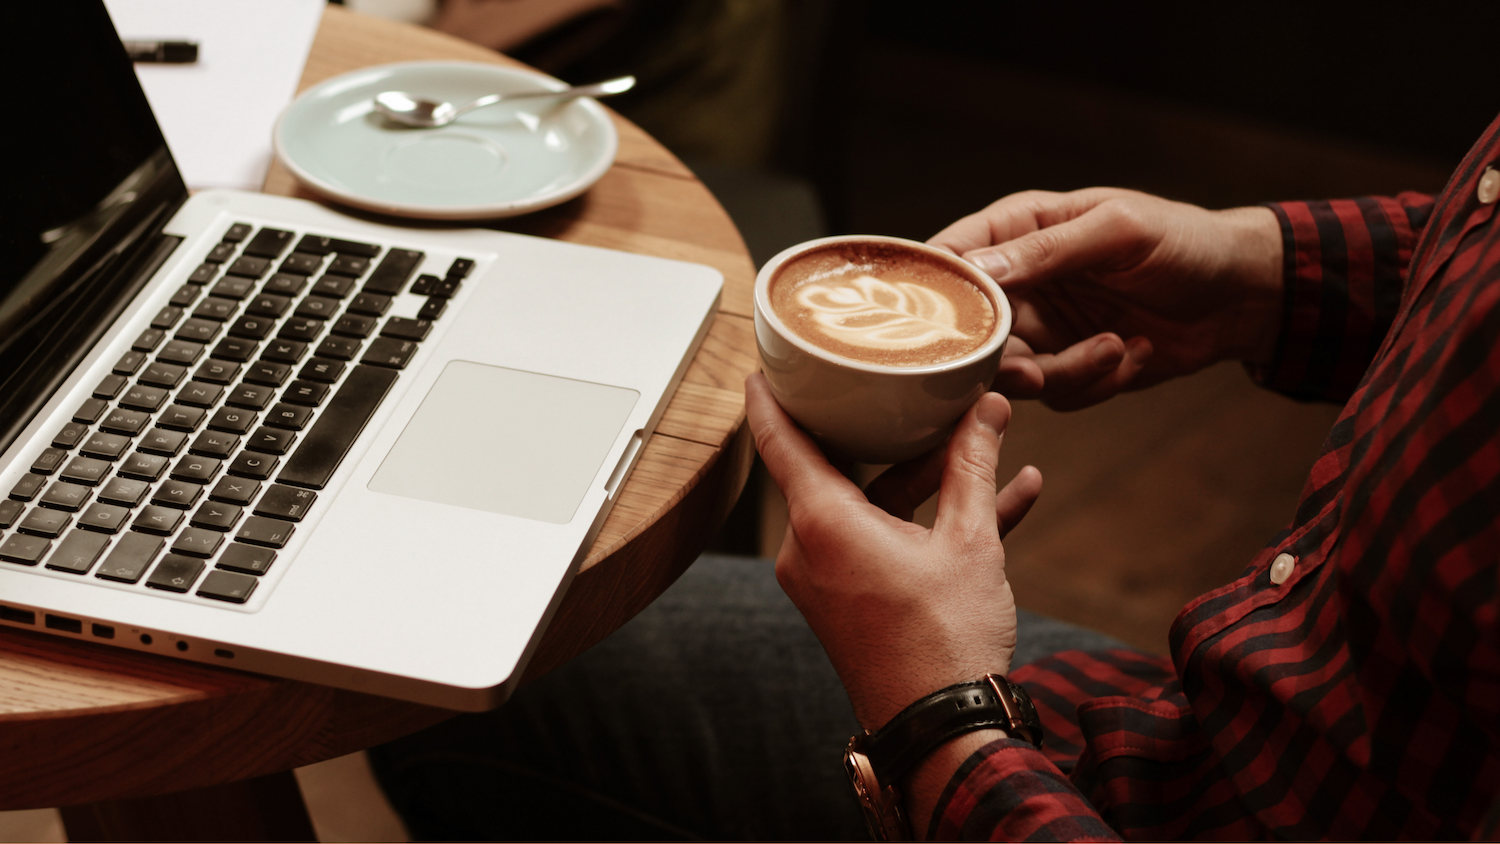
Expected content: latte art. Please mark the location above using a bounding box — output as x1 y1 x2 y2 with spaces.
794 274 977 351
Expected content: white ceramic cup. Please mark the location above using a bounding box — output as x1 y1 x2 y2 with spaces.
754 234 1013 464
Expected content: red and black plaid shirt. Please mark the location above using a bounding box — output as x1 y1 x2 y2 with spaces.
930 113 1500 841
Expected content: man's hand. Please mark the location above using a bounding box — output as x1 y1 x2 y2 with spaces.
929 188 1284 410
747 373 1040 731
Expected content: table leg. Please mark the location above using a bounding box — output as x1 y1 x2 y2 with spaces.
58 770 317 842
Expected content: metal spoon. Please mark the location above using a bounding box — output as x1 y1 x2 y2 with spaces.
373 75 636 128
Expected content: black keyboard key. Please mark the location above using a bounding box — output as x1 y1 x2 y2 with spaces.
197 570 258 603
381 317 431 341
294 296 340 320
209 477 261 506
146 554 205 592
223 223 253 243
282 380 328 407
120 384 169 412
206 242 236 263
194 360 241 384
417 297 448 322
314 337 361 361
243 360 293 387
279 365 397 490
228 315 275 340
447 257 475 279
132 505 184 535
217 543 275 575
327 255 370 277
332 314 376 338
264 273 308 297
151 479 204 509
235 515 295 548
208 407 258 435
409 274 440 296
280 253 322 275
9 474 44 501
361 337 419 369
59 457 110 486
226 255 271 278
140 361 188 388
194 295 241 319
157 339 205 366
46 530 109 574
0 534 50 566
175 318 221 344
39 481 91 512
151 306 184 330
227 383 275 411
114 349 148 375
364 249 424 295
177 381 225 408
32 448 68 474
139 427 189 456
295 235 380 257
247 293 292 318
212 337 260 363
262 339 309 364
431 277 462 298
264 403 312 431
172 456 222 484
243 228 294 259
78 502 130 534
278 317 324 343
95 533 162 583
169 283 200 308
171 528 223 558
99 477 151 507
52 422 89 449
20 508 71 537
254 485 316 521
80 432 131 461
208 278 254 300
191 502 243 532
94 373 128 399
73 397 108 423
299 357 345 383
157 404 206 433
134 327 166 351
348 293 392 316
187 262 218 284
100 408 150 436
190 431 240 459
246 426 296 455
119 452 169 481
311 274 357 298
0 499 20 528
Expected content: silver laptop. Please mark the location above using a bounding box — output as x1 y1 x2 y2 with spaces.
0 1 722 711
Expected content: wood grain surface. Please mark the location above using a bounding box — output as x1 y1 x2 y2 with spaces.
0 5 757 810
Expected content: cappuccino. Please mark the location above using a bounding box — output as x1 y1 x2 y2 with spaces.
768 242 995 367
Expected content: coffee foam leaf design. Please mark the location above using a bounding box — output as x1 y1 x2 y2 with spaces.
793 275 979 350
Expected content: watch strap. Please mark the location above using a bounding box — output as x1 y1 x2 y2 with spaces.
863 673 1041 787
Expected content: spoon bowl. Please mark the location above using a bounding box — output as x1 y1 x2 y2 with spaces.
373 75 635 128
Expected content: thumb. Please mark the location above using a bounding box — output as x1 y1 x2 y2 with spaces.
962 204 1148 288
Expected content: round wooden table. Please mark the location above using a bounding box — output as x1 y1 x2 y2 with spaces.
0 8 757 840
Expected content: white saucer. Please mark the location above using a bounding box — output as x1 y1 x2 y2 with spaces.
273 61 619 220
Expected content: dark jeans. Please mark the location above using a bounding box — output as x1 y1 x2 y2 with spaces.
369 554 1127 841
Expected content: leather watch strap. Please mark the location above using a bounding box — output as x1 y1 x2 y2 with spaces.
863 674 1041 787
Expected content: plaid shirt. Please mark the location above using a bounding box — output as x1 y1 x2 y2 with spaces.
930 113 1500 841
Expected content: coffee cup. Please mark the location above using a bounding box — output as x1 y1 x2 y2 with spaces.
754 234 1012 464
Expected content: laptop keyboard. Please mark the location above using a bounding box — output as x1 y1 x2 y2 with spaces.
0 223 473 606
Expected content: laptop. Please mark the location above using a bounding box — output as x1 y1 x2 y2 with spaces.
0 1 722 711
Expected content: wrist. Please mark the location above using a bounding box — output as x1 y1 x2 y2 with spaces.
1215 206 1285 368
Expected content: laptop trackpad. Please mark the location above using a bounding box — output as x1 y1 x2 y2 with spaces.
368 361 639 524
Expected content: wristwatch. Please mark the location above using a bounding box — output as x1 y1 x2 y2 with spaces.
844 673 1042 841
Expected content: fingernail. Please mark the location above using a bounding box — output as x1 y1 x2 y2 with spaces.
967 250 1010 279
975 394 1008 433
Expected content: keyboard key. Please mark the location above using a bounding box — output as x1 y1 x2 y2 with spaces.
194 295 240 319
207 279 254 301
59 457 110 486
294 235 379 257
228 452 279 480
151 479 204 510
417 297 448 322
133 327 166 351
138 428 188 456
46 530 109 574
243 360 293 387
0 534 51 566
119 452 169 481
120 384 169 412
0 500 23 528
9 474 45 501
209 477 261 506
282 380 328 407
253 485 316 521
264 403 313 431
113 349 148 375
197 570 258 603
262 339 309 364
447 257 475 279
243 228 294 259
206 243 236 263
326 255 370 277
212 337 260 363
279 365 397 490
217 543 275 575
311 274 356 298
409 274 440 296
157 339 206 366
228 315 275 340
52 422 89 449
78 502 130 534
348 293 392 316
171 456 222 484
99 478 151 507
223 223 253 242
299 358 345 383
294 296 340 320
430 277 462 298
194 360 241 384
189 431 239 459
314 337 361 361
177 381 225 408
278 317 323 343
190 502 243 532
32 448 68 474
280 253 322 275
171 527 224 558
235 516 295 548
187 262 218 284
146 554 205 592
381 317 431 341
101 408 150 436
361 337 418 369
226 255 271 278
332 314 376 338
157 404 206 433
227 383 275 411
94 373 128 399
364 249 424 295
208 407 258 435
74 397 109 423
175 318 221 344
80 433 131 461
246 426 296 455
169 283 200 308
132 505 185 535
95 533 163 583
264 273 308 297
20 508 71 537
140 362 188 388
246 293 292 318
151 306 184 330
39 481 91 512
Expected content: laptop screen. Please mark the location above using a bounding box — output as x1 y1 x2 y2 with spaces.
0 1 189 452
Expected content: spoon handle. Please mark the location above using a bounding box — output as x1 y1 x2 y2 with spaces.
449 76 635 119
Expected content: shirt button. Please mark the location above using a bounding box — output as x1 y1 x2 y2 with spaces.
1270 553 1296 585
1479 167 1500 205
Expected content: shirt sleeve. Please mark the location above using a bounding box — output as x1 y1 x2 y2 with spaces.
1252 193 1435 402
926 738 1120 842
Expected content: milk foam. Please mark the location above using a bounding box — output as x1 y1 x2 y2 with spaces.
793 274 977 351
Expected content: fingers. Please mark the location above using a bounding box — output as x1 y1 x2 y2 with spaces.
962 199 1153 289
932 393 1011 536
864 442 949 521
929 189 1128 257
745 374 864 512
1041 336 1153 411
995 466 1043 538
